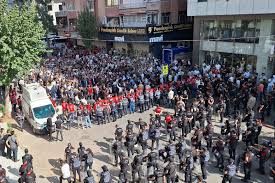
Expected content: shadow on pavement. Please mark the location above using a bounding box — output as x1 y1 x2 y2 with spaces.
94 140 110 154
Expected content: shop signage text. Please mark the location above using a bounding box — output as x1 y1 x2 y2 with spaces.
114 36 125 42
147 24 192 34
149 35 163 43
100 27 146 35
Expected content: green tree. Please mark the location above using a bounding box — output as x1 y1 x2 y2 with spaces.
76 8 97 49
15 0 56 33
0 0 46 117
35 0 57 33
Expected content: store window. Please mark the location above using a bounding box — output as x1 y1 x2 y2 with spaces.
106 0 118 6
161 12 170 24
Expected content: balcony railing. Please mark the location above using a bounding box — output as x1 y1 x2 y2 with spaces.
119 2 146 9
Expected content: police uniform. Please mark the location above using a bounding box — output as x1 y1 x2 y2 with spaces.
131 153 143 182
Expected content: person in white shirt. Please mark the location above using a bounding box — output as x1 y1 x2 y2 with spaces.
168 89 174 108
59 160 71 183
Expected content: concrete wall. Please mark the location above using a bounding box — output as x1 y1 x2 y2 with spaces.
188 0 275 16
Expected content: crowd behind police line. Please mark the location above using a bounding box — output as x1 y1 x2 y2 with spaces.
15 47 275 135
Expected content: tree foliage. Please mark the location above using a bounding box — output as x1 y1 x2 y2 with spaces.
76 8 97 49
0 0 46 86
14 0 56 33
35 0 56 33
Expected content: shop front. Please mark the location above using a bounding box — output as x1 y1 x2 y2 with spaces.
146 23 193 58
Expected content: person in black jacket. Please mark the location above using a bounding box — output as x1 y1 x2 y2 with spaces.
46 117 53 141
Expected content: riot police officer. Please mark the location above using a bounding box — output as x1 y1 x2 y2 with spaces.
166 140 176 160
176 137 187 162
131 149 143 182
115 125 123 141
151 125 161 150
153 163 164 183
112 139 123 166
164 156 176 183
139 128 149 155
204 122 214 150
125 130 135 157
64 143 73 164
126 120 134 134
184 157 192 183
99 165 111 183
119 152 129 182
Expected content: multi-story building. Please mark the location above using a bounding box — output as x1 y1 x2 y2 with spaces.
97 0 193 58
54 0 94 38
47 1 63 26
188 0 275 76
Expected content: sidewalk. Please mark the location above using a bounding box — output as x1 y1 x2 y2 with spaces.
0 122 23 183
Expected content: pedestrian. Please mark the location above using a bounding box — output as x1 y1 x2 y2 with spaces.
0 128 5 156
55 116 64 141
59 159 71 183
22 148 33 166
6 130 19 162
241 148 253 182
46 117 54 141
16 108 24 131
0 164 7 183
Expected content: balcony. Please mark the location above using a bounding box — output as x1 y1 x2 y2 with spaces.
119 2 146 9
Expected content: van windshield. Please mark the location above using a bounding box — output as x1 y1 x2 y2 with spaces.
33 104 55 119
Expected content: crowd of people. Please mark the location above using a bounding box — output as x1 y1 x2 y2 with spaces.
3 46 275 182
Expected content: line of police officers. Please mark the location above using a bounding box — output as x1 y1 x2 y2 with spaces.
110 94 271 183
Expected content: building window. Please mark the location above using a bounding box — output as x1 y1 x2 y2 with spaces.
147 14 158 25
178 11 187 24
59 4 63 11
161 12 170 24
198 0 207 2
87 0 94 11
106 0 118 6
122 14 147 27
67 3 75 10
47 5 52 11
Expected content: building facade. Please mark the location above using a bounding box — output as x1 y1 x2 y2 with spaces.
54 0 94 38
188 0 275 76
47 1 63 26
97 0 193 58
